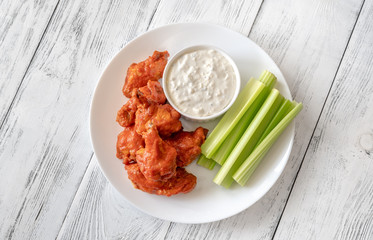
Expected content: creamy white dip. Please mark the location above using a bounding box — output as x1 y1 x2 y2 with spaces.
165 49 237 117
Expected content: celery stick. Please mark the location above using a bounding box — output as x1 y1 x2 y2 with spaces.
233 102 303 186
256 99 293 146
211 90 268 165
197 155 216 170
213 89 284 187
218 174 235 188
201 71 276 159
259 70 277 89
212 72 276 165
201 78 265 158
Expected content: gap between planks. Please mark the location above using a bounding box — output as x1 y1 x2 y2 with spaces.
56 152 95 239
146 0 161 31
0 0 61 131
246 0 265 37
270 0 367 239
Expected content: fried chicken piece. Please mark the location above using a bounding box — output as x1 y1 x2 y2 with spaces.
165 127 208 167
137 80 166 104
125 163 197 197
134 104 155 135
135 103 182 137
116 126 145 165
152 104 182 137
116 91 141 127
117 80 166 127
122 51 169 98
136 127 177 181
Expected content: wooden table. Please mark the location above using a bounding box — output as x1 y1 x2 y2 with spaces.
1 0 372 239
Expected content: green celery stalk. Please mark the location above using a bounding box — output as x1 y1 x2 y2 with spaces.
201 78 266 158
213 89 284 188
259 70 277 89
233 102 303 186
197 155 216 170
211 90 267 165
212 71 277 165
256 99 294 146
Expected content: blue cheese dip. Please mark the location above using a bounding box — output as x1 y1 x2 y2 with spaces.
165 49 237 117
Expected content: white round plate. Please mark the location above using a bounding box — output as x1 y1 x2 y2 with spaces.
90 23 294 223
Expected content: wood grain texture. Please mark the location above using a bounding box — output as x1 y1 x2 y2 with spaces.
148 0 263 34
163 0 365 239
0 0 160 239
274 0 373 239
57 157 171 240
0 0 59 125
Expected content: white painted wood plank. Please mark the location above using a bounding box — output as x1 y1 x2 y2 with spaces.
274 1 373 239
58 157 171 240
148 0 263 34
0 0 59 123
0 0 161 239
160 0 365 239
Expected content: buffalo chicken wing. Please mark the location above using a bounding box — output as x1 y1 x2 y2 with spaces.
135 103 182 137
122 51 169 98
117 81 167 127
116 90 141 127
116 125 144 165
166 127 208 167
136 127 177 181
137 80 166 105
125 163 197 197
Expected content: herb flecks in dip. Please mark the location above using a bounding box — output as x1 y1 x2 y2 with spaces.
166 49 237 117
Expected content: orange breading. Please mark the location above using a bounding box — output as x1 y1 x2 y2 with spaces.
125 163 197 197
122 51 169 98
135 103 182 137
136 127 177 181
116 126 144 165
165 127 208 167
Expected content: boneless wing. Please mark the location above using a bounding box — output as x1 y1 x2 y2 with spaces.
166 127 208 167
136 127 177 181
135 103 182 137
122 51 169 98
125 163 197 197
116 125 144 165
117 81 166 127
116 90 141 127
134 104 155 135
137 80 166 105
152 104 182 137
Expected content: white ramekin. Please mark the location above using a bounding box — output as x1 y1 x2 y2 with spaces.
162 45 241 122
